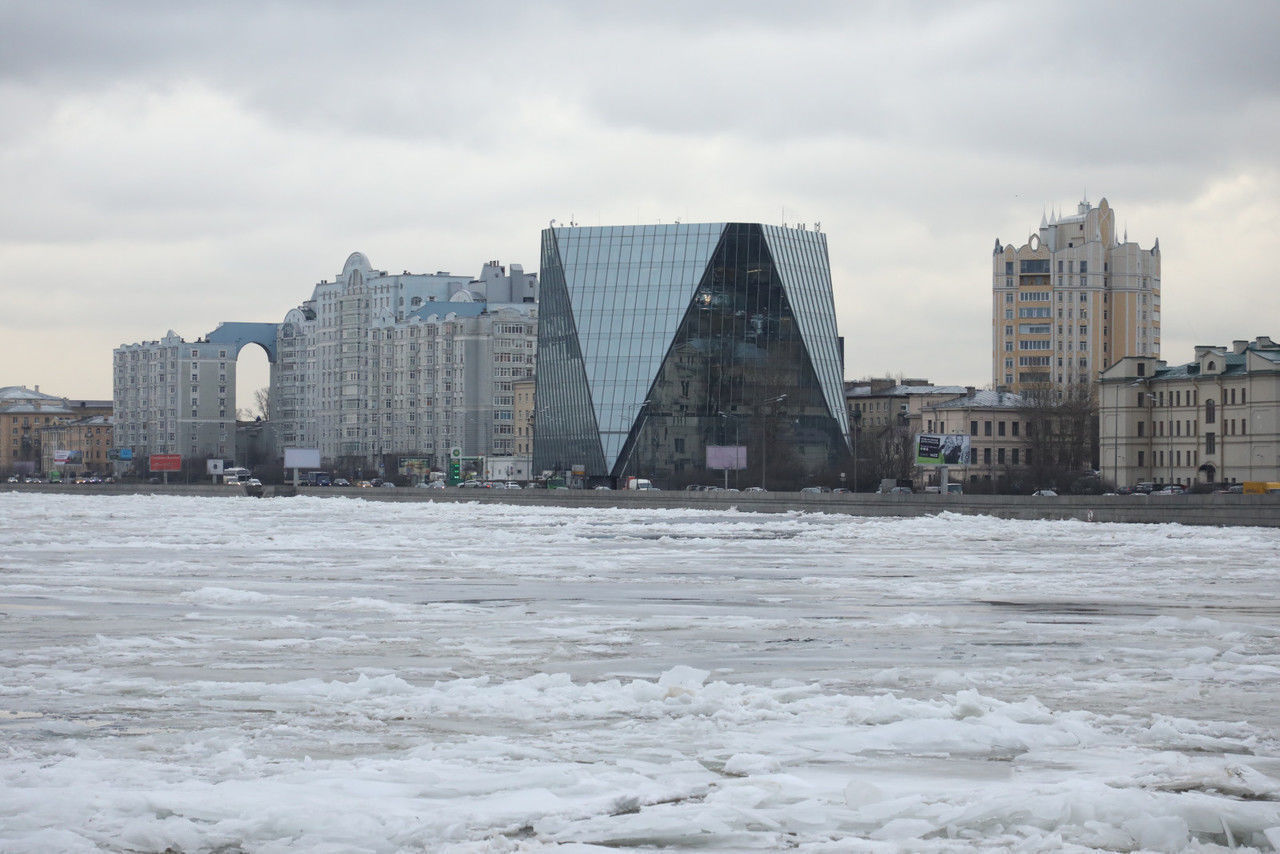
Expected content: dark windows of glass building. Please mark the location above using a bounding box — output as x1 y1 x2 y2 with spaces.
533 222 851 490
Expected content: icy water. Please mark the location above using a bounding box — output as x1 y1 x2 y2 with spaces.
1 493 1278 852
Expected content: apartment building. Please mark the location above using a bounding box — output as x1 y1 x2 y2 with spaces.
993 198 1160 396
270 252 537 471
113 332 237 466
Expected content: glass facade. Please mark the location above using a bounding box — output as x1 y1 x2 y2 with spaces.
535 223 850 489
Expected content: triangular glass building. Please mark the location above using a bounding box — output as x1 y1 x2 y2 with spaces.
534 223 851 489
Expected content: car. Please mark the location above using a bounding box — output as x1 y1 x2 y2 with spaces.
6 476 17 483
800 486 830 494
1032 489 1058 497
458 480 484 488
744 486 767 493
333 478 351 487
380 482 397 488
593 485 613 490
832 487 851 494
245 478 262 487
356 480 373 488
1151 485 1185 496
415 481 444 489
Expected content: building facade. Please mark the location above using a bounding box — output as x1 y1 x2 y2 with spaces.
113 332 239 467
1099 336 1280 488
993 198 1160 396
2 386 78 475
270 253 537 472
919 389 1036 491
534 222 850 489
39 415 113 476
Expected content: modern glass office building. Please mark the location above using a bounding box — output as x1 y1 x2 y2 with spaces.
534 222 851 489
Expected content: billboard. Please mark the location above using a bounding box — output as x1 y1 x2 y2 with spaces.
54 450 84 465
915 434 970 466
149 453 182 472
399 458 430 476
206 459 225 476
284 448 322 470
706 445 747 470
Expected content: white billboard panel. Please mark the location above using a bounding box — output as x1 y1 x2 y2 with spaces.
706 445 748 470
284 448 322 470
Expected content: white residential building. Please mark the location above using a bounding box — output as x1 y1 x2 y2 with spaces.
271 253 537 471
113 332 237 466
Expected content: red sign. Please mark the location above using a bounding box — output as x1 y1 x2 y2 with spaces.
149 454 182 472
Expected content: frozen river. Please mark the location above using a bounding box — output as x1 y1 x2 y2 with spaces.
2 493 1278 852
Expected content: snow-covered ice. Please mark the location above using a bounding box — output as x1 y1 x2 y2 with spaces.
1 493 1278 852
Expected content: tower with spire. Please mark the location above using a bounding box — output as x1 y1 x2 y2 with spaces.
991 197 1161 397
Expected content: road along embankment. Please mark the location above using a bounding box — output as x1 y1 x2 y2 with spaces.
4 483 1279 527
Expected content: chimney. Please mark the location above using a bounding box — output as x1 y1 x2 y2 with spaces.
1233 340 1249 355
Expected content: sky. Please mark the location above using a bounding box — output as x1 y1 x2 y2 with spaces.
3 0 1278 404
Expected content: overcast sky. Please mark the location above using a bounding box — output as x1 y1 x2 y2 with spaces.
4 0 1278 403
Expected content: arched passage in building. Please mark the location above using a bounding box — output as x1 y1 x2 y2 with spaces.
206 322 279 466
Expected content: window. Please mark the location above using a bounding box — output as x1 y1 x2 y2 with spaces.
998 421 1006 437
1011 421 1020 437
1137 421 1145 437
1011 448 1019 465
970 421 978 436
1206 399 1215 424
984 421 992 436
997 448 1006 464
1138 451 1145 467
1205 433 1215 454
983 447 991 464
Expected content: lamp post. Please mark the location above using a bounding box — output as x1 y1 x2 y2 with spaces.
851 409 862 492
618 400 651 484
758 394 786 491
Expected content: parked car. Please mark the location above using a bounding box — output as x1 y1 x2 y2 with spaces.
800 486 830 494
744 486 767 493
1151 485 1185 496
333 478 351 486
1031 489 1058 497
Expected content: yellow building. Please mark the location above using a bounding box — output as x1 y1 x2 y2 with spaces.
993 198 1160 396
1 386 76 476
40 415 114 476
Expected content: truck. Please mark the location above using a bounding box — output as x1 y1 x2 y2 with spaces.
1242 481 1280 495
620 476 659 491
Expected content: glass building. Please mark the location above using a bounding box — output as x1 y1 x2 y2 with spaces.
534 222 851 489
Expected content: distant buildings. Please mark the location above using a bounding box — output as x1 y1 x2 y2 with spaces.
114 253 537 475
533 222 850 488
1099 336 1280 488
1 386 111 476
993 198 1160 396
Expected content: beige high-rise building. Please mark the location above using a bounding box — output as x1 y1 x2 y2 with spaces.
993 198 1160 397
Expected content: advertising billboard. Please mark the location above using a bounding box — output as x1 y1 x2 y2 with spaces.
206 459 225 476
283 448 321 470
706 445 748 470
54 450 84 465
149 454 182 472
915 434 970 466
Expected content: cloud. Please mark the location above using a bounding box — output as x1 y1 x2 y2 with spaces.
1 0 1278 398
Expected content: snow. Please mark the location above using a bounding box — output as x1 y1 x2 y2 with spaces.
1 493 1278 852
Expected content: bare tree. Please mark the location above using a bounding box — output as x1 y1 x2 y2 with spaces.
1021 383 1099 491
253 387 270 421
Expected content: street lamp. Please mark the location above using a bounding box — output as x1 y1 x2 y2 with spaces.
758 394 786 491
618 400 651 483
851 409 862 492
